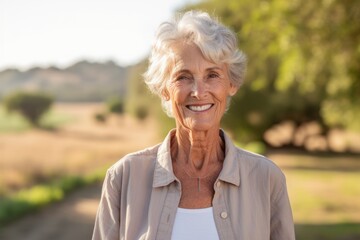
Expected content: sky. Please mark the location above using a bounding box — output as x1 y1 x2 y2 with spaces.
0 0 199 71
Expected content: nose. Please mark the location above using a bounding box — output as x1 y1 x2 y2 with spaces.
191 78 208 99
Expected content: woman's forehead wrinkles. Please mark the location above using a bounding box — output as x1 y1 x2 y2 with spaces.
172 59 186 74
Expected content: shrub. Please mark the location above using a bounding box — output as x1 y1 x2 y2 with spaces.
107 97 124 115
3 91 53 127
135 106 148 121
0 170 106 226
94 112 107 123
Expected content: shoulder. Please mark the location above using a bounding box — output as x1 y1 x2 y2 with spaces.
235 147 288 202
106 143 161 178
236 147 286 182
222 130 286 186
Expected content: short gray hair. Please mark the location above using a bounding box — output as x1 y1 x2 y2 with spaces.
144 11 247 117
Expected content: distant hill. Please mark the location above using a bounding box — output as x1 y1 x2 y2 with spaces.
0 60 130 102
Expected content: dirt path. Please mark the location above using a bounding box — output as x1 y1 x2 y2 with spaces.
0 183 102 240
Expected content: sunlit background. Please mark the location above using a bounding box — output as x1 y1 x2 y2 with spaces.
0 0 199 70
0 0 359 239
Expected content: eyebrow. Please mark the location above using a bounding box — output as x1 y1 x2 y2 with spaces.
173 66 224 75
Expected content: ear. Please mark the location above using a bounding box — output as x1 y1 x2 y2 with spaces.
229 83 238 96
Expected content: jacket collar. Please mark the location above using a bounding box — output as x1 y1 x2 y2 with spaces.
153 129 241 188
218 130 241 187
153 130 177 188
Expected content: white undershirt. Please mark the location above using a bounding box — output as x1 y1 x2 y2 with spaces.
171 207 220 240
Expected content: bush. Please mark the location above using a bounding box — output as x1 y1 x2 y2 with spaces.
107 97 124 115
135 106 149 121
3 91 53 127
94 112 107 123
0 169 106 226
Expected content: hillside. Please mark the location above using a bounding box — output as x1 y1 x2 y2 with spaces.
0 60 129 102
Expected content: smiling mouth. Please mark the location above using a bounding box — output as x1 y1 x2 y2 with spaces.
186 104 213 112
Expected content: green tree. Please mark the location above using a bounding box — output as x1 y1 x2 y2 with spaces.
125 60 175 132
94 112 107 123
107 97 124 115
135 105 149 121
125 60 152 117
183 0 360 142
4 92 54 127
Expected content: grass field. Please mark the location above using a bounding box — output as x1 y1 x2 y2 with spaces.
0 105 74 132
0 103 159 196
268 151 360 239
0 103 359 239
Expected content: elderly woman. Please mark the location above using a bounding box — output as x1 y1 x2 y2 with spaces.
92 11 295 240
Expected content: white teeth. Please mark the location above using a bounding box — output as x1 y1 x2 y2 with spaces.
188 104 212 112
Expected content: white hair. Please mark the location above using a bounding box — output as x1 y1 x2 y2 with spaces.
144 11 247 117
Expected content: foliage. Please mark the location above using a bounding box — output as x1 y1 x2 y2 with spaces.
126 60 175 129
125 60 152 116
135 106 149 121
234 140 266 155
94 112 107 123
0 169 106 226
3 91 54 127
107 97 124 115
0 104 74 133
182 0 360 142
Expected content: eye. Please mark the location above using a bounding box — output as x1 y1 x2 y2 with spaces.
176 74 191 81
208 72 220 79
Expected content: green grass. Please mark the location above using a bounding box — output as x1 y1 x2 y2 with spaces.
0 105 75 132
289 170 360 222
295 223 360 240
0 106 30 132
0 168 107 227
39 107 76 130
235 140 266 154
271 152 360 240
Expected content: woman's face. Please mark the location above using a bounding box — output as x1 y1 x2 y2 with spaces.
165 43 238 131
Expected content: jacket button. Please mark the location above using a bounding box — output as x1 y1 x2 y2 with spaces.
221 211 228 219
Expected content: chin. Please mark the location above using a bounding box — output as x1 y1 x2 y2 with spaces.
186 121 219 132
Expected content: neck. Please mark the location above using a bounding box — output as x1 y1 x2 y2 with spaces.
171 126 225 176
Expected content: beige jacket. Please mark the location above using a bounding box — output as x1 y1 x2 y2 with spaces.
92 130 295 240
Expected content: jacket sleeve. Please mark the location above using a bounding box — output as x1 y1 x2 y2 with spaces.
92 168 121 240
270 177 296 240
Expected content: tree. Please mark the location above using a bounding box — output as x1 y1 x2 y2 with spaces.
125 60 175 132
183 0 360 142
4 91 54 127
135 105 149 121
107 97 124 115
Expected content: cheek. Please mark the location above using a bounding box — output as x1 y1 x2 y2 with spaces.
212 85 232 104
169 89 181 103
169 85 190 102
168 89 185 116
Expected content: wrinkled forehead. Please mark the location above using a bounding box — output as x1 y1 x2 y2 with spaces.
168 42 224 75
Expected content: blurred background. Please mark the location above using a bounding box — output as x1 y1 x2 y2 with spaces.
0 0 359 239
